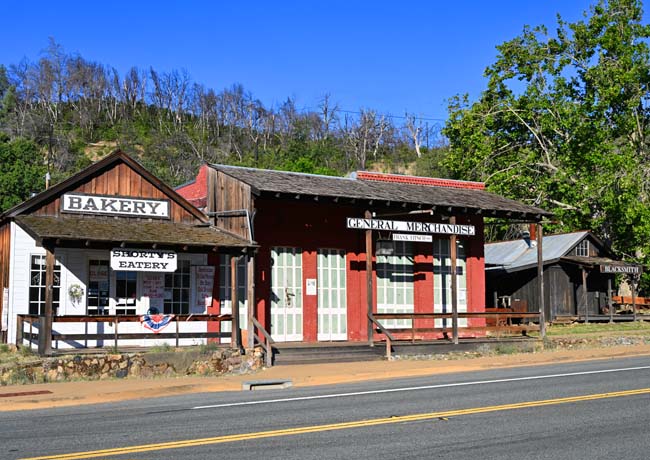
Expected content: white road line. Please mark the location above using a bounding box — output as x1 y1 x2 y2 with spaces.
191 364 650 410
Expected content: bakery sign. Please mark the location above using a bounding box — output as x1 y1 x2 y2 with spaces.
346 217 475 236
61 193 170 219
111 248 177 272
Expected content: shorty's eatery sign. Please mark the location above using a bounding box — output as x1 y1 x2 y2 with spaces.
111 249 177 272
347 217 475 236
62 193 170 219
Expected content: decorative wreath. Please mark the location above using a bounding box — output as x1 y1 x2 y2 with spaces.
68 284 84 304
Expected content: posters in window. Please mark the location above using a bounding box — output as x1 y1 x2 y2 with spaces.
194 266 215 313
142 273 165 310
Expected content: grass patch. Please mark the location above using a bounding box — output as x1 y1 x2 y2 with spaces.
546 321 650 336
148 343 173 353
198 341 221 354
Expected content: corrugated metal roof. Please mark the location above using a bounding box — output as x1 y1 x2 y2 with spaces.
485 231 589 272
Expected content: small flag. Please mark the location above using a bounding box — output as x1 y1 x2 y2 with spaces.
140 314 175 333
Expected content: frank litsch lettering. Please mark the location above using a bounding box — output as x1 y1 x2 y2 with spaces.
62 193 169 218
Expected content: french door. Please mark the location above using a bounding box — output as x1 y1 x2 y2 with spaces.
317 249 347 341
271 247 303 342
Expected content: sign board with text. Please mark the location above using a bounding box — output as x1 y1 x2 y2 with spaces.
600 264 643 275
347 217 475 236
110 248 177 272
62 193 170 219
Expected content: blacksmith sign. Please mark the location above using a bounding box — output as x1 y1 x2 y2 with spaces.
61 193 170 219
600 264 643 275
111 248 177 272
346 217 475 236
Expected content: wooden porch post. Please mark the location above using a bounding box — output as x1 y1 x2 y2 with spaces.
537 223 546 337
632 275 637 322
450 217 458 345
38 245 55 356
230 254 241 350
582 268 589 323
247 252 255 350
607 277 613 323
365 210 373 346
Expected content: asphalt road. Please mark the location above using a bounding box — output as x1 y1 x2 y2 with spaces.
3 356 650 460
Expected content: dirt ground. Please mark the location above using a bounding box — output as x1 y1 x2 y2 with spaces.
2 343 650 412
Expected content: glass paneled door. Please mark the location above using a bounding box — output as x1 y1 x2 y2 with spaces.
317 249 347 341
433 239 467 328
271 247 303 342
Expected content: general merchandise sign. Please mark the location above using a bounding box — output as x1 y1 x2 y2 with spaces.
346 217 475 236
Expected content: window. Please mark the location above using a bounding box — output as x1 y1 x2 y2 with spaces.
576 240 589 257
115 271 137 315
164 260 191 315
29 255 61 315
376 242 414 329
87 260 109 315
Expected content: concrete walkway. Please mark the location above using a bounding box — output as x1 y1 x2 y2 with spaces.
2 344 650 412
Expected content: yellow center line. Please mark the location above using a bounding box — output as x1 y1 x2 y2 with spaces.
21 387 650 460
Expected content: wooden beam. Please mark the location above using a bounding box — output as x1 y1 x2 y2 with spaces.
365 210 373 345
537 223 546 337
608 277 613 323
450 216 458 345
230 255 240 350
247 253 255 349
632 276 637 322
39 246 55 356
582 267 588 323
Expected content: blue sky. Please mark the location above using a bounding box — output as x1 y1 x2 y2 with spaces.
0 1 618 122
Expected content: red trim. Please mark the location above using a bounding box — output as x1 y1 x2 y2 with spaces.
356 171 485 190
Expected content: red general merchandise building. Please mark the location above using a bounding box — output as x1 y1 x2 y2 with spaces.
177 165 550 346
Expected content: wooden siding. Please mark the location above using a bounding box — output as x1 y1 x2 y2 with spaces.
32 162 199 223
487 262 611 320
212 170 253 240
0 223 10 342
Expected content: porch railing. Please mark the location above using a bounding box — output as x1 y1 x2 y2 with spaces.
369 310 542 348
16 313 235 354
251 317 274 367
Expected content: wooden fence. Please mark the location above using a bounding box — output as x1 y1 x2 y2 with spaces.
16 314 235 353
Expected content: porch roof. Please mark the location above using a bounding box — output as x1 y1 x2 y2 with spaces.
15 215 253 248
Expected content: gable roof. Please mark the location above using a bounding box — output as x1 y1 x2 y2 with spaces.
485 231 606 272
1 150 207 223
210 165 551 220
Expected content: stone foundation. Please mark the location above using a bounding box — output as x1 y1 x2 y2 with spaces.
0 347 264 385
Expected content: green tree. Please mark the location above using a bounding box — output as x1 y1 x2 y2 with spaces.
443 0 650 263
0 135 46 211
